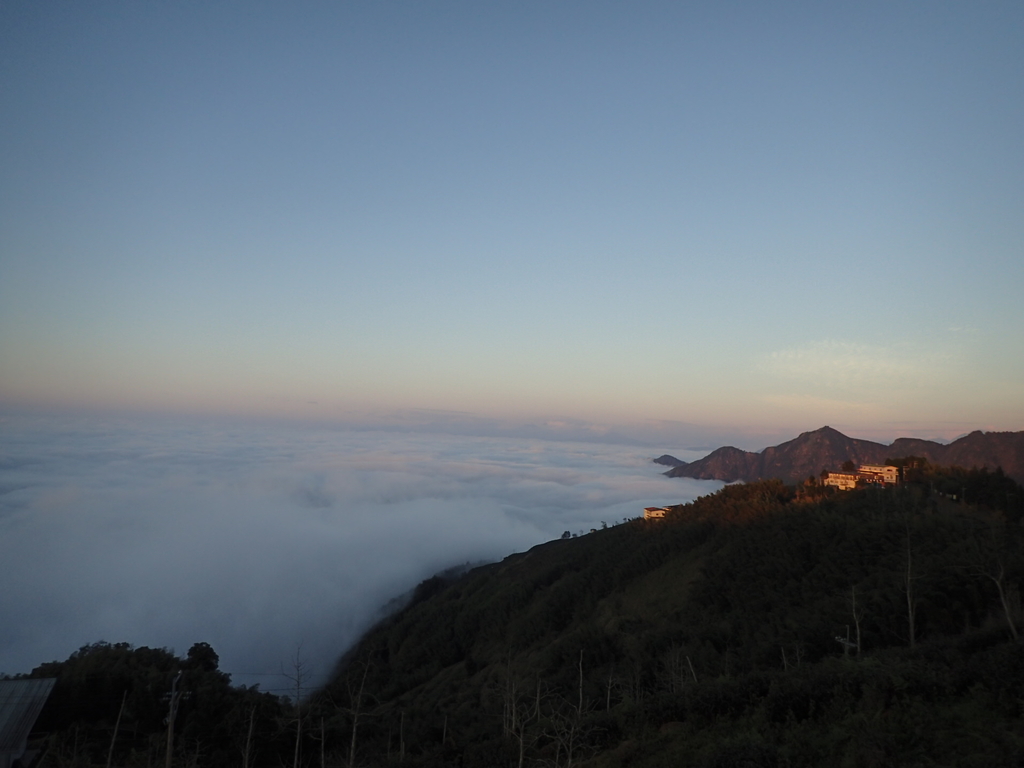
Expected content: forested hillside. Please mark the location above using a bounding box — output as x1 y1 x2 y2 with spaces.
316 470 1024 767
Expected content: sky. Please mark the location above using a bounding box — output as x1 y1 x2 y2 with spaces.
0 413 721 687
2 1 1024 444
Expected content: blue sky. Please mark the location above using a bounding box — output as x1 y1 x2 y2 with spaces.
2 1 1022 443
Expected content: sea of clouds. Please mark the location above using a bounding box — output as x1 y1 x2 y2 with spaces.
0 413 720 693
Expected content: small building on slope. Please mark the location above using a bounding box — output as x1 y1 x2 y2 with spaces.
824 472 859 491
859 464 899 485
824 464 900 491
644 506 670 520
0 678 56 768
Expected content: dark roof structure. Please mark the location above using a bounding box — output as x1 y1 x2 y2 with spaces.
0 679 56 768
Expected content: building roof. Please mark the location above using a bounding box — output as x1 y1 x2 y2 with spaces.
0 678 56 757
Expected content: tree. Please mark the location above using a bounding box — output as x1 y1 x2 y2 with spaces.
282 647 307 768
851 585 864 656
502 675 541 768
186 643 220 673
344 659 371 768
966 521 1021 642
903 521 920 648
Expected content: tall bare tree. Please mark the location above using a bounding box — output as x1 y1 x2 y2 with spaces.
501 669 543 768
967 522 1020 642
851 585 865 656
904 520 920 648
240 704 256 768
105 690 126 768
282 647 307 768
344 660 371 768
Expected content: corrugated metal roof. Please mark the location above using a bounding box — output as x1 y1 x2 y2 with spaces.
0 678 56 755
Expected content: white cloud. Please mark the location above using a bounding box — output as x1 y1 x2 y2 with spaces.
0 414 720 691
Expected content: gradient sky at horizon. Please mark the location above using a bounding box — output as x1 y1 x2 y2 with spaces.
2 1 1023 443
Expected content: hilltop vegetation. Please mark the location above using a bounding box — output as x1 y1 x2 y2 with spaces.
21 641 292 768
18 466 1024 767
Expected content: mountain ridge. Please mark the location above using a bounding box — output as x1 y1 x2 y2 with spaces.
664 426 1024 483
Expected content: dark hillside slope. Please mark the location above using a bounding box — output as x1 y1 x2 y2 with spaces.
316 479 1024 768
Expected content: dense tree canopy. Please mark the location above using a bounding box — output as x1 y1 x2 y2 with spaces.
317 472 1024 767
24 641 290 768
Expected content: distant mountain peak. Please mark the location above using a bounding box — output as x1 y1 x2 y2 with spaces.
664 426 1024 484
653 454 687 468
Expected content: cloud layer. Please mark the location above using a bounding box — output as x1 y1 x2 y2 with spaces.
0 414 718 692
